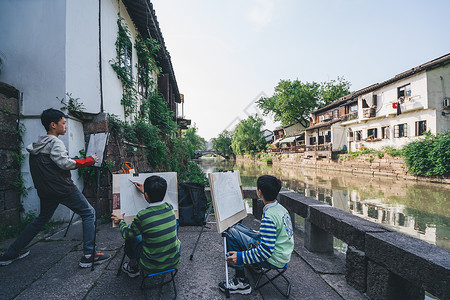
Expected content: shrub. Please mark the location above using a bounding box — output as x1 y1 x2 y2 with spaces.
402 131 450 177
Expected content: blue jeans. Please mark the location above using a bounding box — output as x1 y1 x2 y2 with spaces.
225 223 276 270
6 189 96 256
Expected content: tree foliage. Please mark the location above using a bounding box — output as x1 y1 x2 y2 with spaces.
182 127 207 159
231 115 267 155
257 77 351 127
212 130 234 158
402 131 450 177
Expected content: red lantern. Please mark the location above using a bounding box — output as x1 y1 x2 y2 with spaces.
392 102 398 109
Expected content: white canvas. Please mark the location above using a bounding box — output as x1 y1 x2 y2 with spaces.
118 172 178 223
209 171 247 233
86 132 109 167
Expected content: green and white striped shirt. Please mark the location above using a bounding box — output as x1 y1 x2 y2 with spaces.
119 202 181 274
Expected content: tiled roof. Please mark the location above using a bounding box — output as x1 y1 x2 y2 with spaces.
313 53 450 114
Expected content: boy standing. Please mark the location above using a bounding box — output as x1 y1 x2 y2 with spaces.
0 108 110 267
111 175 181 277
219 175 294 295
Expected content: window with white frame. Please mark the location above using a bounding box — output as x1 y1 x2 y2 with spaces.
397 84 411 100
394 124 407 138
367 128 378 139
355 130 362 141
415 120 427 136
381 126 390 139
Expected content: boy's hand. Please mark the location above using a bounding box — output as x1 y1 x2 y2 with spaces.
226 251 237 264
133 182 144 194
92 154 99 163
111 212 125 224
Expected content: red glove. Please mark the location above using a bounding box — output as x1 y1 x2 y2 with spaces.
74 156 95 169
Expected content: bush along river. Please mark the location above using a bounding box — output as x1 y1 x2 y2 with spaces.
197 158 450 252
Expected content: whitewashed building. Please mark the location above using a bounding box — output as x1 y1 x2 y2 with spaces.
0 0 182 218
307 54 450 152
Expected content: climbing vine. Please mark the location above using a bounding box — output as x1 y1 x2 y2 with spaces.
110 16 137 117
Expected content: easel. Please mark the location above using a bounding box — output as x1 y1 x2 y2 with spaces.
190 170 245 298
64 133 110 271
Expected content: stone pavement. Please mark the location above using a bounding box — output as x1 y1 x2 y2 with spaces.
0 215 367 300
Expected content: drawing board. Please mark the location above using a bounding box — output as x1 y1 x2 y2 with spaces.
208 171 247 233
86 132 109 167
112 172 178 225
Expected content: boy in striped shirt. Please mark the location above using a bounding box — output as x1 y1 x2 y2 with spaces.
111 175 181 277
219 175 294 294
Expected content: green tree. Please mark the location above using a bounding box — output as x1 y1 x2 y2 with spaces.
212 130 234 158
231 115 267 155
182 127 207 158
257 77 351 127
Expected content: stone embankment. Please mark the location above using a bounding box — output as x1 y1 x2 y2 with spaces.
237 153 450 184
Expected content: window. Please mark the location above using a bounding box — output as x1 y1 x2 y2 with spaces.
381 126 390 139
325 131 331 143
397 84 411 100
367 128 378 139
309 137 316 145
332 110 339 119
318 136 324 145
415 120 427 136
394 124 407 138
350 103 358 113
137 60 149 97
355 131 362 141
118 23 132 74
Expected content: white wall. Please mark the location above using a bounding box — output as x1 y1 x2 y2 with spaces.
331 124 346 151
345 109 436 152
371 73 428 118
0 0 67 115
427 64 450 134
66 0 101 114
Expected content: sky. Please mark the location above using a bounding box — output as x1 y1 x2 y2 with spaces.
151 0 450 140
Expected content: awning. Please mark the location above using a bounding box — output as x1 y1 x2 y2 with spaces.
279 135 302 143
271 138 283 145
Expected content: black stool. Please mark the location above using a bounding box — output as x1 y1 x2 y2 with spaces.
254 264 291 298
141 268 178 300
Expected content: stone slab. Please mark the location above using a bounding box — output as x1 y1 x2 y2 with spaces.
366 231 450 299
321 274 369 300
0 240 79 300
309 206 389 250
15 250 114 300
279 191 323 218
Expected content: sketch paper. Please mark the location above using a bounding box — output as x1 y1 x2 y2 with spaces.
209 171 246 233
86 133 109 167
114 172 178 224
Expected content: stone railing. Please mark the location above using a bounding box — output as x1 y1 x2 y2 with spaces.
241 187 449 300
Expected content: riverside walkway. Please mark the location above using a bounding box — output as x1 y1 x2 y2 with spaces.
0 214 366 300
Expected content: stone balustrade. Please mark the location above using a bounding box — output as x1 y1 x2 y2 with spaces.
239 187 450 300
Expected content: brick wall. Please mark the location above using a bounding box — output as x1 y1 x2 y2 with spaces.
0 82 21 226
82 114 151 216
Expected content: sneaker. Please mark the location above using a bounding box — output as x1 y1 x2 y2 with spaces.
122 262 140 278
219 276 252 295
0 250 30 266
79 252 111 268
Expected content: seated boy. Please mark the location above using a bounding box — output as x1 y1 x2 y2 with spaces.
111 175 181 277
219 175 294 294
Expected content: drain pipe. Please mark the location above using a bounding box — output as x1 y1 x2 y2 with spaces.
98 0 104 113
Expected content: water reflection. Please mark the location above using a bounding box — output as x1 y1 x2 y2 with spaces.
197 159 450 251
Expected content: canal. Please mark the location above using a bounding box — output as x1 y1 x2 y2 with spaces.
197 158 450 252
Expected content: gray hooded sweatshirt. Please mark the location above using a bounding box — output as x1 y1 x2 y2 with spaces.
26 135 78 198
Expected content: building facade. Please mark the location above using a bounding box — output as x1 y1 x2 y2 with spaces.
0 0 182 218
307 54 450 153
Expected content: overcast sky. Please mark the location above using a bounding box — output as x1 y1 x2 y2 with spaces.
151 0 450 140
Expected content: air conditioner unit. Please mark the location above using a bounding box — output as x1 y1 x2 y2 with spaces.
444 98 450 109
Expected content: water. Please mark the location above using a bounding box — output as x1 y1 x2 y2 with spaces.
198 158 450 252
